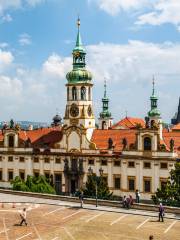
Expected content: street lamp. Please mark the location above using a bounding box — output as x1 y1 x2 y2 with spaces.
88 166 104 207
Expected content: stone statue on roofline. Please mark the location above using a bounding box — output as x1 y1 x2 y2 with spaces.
10 119 14 129
108 138 113 149
170 138 174 152
122 137 128 150
145 116 150 128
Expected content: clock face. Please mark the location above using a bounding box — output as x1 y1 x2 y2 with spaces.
87 105 92 117
70 104 79 117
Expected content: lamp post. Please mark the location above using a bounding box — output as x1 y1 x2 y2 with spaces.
88 166 104 207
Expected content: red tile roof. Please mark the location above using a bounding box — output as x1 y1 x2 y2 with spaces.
112 117 145 129
172 123 180 131
91 129 137 151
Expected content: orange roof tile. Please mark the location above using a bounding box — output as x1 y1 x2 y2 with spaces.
163 129 180 155
172 123 180 131
112 117 145 129
91 129 137 151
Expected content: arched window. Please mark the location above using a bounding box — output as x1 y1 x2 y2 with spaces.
102 121 106 130
72 87 77 100
144 137 151 151
8 135 14 148
81 87 86 100
67 87 69 101
88 87 91 100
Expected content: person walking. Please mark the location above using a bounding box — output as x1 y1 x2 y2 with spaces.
19 208 27 226
79 191 84 208
149 235 154 240
158 203 165 222
135 190 140 203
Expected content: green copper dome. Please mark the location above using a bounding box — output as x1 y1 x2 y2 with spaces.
66 18 92 84
66 68 92 83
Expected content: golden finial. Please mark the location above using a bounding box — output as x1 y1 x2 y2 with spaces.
77 16 80 28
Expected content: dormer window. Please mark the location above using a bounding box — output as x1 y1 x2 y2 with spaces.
144 137 152 151
8 135 14 148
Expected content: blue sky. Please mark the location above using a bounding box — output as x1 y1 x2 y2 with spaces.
0 0 180 123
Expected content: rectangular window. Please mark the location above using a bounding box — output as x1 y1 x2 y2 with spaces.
114 160 121 166
44 158 50 163
45 172 50 179
103 177 108 183
55 158 61 164
34 171 39 178
160 179 167 189
114 177 121 189
144 162 151 169
88 159 94 165
19 171 25 180
144 179 151 192
160 162 168 169
8 156 13 162
0 156 2 161
34 157 39 163
19 157 25 162
101 159 107 166
0 170 2 181
128 161 135 168
8 171 13 181
128 177 135 191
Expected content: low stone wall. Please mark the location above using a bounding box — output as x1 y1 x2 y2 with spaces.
0 189 179 215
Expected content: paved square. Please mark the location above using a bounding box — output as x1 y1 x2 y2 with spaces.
0 203 179 240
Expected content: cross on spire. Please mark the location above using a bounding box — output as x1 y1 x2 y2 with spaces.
152 75 155 96
104 78 107 98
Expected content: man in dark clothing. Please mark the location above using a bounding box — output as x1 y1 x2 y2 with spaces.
158 203 164 222
149 235 154 240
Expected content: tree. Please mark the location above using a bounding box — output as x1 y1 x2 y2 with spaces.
152 161 180 206
83 174 112 199
11 175 56 194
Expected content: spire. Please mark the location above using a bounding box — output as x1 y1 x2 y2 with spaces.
148 76 161 118
73 17 85 53
76 17 83 48
104 79 107 98
100 80 111 119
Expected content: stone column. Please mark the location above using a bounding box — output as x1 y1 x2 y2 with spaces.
121 159 127 192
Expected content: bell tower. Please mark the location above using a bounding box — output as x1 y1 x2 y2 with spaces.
64 18 95 140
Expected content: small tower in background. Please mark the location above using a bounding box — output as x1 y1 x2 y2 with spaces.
99 80 113 129
171 97 180 125
147 77 163 139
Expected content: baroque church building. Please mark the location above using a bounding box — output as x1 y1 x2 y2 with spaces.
0 19 179 200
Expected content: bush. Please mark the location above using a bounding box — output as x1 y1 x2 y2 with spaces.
11 175 56 194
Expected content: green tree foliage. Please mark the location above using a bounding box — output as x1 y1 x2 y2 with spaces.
83 174 112 199
152 162 180 206
11 175 56 194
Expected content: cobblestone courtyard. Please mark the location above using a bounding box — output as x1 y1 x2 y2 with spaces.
0 202 179 240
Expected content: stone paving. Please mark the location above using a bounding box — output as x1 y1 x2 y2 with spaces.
0 193 179 240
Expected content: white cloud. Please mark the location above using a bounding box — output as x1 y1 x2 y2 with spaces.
89 0 150 16
0 75 22 97
0 42 9 48
43 53 71 79
136 0 180 29
0 49 14 72
1 14 13 22
19 33 32 46
0 0 45 15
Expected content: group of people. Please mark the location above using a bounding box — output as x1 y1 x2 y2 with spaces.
122 195 134 209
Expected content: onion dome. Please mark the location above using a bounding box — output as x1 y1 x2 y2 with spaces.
52 114 62 126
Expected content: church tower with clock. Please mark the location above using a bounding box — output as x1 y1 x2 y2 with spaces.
62 18 95 151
